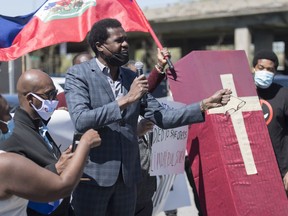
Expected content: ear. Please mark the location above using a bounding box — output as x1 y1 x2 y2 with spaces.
26 94 33 104
96 42 104 52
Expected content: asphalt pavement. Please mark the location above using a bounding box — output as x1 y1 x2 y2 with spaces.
156 177 199 216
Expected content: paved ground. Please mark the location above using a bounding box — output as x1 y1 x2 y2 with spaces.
156 205 198 216
156 177 199 216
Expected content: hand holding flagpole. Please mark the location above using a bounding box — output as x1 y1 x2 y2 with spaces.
146 27 174 70
148 27 177 80
133 0 177 80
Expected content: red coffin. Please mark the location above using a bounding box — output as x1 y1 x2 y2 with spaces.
167 50 288 216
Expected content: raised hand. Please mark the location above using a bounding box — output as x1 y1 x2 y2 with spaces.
127 75 148 102
80 129 101 149
156 47 170 70
201 89 232 111
137 118 154 137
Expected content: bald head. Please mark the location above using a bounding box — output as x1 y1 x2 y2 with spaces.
17 69 55 105
73 52 93 65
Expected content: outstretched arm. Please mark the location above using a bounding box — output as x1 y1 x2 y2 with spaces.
0 129 101 202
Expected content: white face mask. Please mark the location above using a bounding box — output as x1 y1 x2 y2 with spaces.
254 70 274 89
0 119 14 142
29 93 59 121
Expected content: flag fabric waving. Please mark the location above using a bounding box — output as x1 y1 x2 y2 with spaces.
0 0 151 61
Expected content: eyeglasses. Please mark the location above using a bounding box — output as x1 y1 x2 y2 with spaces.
33 89 58 100
225 95 246 117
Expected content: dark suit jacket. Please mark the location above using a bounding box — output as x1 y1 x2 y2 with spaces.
65 58 205 187
0 108 61 170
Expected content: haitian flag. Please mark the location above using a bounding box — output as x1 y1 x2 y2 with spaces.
0 0 151 61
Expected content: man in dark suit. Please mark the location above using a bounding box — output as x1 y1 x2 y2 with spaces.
0 69 73 216
65 18 232 216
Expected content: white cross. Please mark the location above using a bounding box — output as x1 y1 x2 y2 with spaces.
208 74 261 175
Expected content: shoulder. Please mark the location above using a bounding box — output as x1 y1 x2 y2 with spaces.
0 152 11 197
274 84 288 95
121 67 137 79
278 86 288 102
122 66 136 74
67 58 97 73
0 135 18 151
0 152 17 180
0 152 33 183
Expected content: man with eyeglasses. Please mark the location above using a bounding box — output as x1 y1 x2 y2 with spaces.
252 50 288 193
0 69 73 216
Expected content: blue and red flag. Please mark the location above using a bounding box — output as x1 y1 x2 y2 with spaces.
0 0 152 61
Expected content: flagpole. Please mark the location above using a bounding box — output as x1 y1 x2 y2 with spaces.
144 20 175 70
22 56 26 73
8 60 15 94
134 0 177 79
146 24 177 79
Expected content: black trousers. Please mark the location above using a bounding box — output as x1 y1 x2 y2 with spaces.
134 169 157 216
184 156 203 216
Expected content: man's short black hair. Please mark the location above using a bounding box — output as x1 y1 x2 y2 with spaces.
88 18 122 56
252 50 279 69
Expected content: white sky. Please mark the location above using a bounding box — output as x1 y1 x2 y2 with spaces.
0 0 184 16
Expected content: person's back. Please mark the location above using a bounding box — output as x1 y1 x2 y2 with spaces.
0 149 27 216
0 194 28 216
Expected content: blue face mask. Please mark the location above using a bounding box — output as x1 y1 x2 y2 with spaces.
0 119 14 142
254 70 275 89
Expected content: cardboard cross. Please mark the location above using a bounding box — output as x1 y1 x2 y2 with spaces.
167 50 288 216
208 74 261 175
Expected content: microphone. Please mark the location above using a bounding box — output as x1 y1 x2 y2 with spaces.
135 61 144 76
135 61 147 106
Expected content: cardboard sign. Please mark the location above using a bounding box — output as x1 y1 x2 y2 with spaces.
47 109 75 152
150 98 188 176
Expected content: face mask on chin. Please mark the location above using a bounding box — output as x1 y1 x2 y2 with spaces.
254 70 275 89
28 93 59 121
0 119 14 142
102 45 129 67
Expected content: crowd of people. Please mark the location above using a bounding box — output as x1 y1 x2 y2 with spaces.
0 17 287 216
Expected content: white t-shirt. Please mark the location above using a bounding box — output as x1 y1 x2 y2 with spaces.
0 150 28 216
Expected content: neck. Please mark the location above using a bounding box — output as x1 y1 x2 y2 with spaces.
97 55 120 81
110 67 119 81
